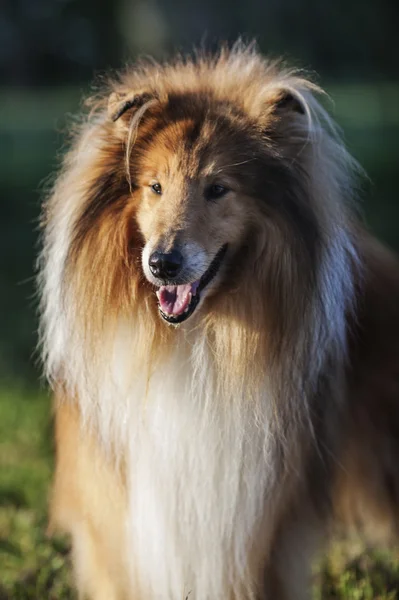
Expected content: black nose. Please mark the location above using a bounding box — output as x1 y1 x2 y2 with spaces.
149 249 183 280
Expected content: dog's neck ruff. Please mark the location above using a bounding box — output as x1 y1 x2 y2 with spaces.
80 323 276 599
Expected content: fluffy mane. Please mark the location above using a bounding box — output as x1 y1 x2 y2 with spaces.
39 43 360 449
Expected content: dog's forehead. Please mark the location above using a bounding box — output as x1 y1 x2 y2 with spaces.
142 104 255 181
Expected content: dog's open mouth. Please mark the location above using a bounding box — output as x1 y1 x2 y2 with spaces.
155 244 228 324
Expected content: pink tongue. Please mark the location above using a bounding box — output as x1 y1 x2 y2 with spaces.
157 281 199 316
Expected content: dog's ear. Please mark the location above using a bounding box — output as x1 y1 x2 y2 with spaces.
108 90 158 125
261 87 313 155
271 89 305 115
274 90 305 115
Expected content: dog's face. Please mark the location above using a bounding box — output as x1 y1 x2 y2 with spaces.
106 88 311 325
135 117 257 324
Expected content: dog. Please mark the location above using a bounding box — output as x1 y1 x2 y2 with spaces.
38 43 399 599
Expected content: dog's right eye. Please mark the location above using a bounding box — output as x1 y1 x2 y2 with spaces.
150 183 162 195
205 184 229 201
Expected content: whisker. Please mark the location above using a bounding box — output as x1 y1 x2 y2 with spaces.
213 158 257 172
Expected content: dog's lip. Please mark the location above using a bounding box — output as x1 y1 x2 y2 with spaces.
155 244 228 324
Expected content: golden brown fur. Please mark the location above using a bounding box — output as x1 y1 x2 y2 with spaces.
39 43 399 599
51 398 129 599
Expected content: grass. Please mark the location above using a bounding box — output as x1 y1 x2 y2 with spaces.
0 389 74 599
316 543 399 599
1 388 399 598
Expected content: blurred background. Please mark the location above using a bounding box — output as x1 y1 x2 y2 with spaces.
0 0 398 597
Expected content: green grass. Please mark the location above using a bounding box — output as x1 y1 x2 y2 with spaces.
315 543 399 599
0 389 74 599
1 388 399 598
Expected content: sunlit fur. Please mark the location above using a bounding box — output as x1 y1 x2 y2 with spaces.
39 43 399 600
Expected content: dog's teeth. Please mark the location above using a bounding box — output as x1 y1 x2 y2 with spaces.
183 294 192 313
156 290 161 300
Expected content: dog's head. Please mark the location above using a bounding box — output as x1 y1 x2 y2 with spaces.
107 77 315 325
49 49 357 351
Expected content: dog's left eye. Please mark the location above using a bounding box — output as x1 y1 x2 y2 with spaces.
150 182 162 195
205 184 229 201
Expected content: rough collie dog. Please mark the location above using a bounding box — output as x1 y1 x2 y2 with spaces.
39 44 399 599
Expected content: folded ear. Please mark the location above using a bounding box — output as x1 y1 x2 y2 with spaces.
262 85 317 155
108 90 158 123
273 90 305 115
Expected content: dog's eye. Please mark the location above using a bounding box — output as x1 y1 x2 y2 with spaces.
205 184 229 201
150 182 162 195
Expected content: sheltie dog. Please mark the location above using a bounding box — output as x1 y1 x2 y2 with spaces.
38 43 399 599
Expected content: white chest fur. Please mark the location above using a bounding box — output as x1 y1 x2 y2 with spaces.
111 332 277 600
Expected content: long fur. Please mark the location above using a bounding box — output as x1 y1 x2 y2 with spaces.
38 43 399 599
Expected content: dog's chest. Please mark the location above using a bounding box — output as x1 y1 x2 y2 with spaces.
119 338 274 599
